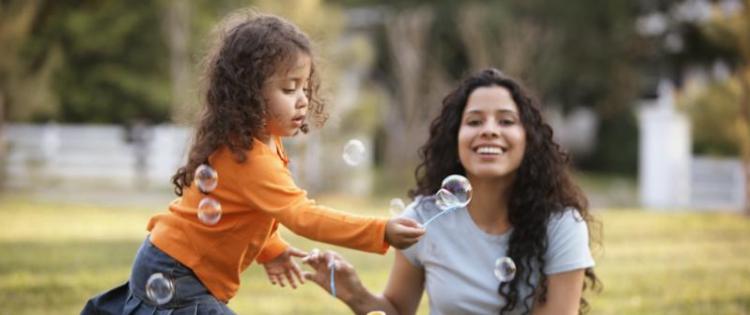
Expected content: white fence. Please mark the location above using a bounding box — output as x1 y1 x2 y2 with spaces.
1 123 371 196
691 157 746 210
4 121 747 210
638 80 746 212
3 123 191 189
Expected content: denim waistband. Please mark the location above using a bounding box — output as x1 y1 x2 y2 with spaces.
129 237 219 308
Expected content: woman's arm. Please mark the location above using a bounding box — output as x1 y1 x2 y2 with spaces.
377 251 425 315
304 250 425 315
531 269 586 315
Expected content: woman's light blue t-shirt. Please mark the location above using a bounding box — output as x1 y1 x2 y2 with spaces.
400 196 595 315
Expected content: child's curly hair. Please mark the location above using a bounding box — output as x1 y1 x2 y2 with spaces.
172 11 326 196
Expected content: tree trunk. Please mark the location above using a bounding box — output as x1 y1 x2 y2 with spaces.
739 67 750 216
742 3 750 216
0 90 4 158
744 157 750 216
164 0 192 125
0 91 5 191
457 3 545 79
381 7 435 177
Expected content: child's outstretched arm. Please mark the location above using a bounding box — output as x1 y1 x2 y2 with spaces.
230 150 425 254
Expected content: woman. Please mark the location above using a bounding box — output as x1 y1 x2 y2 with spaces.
303 68 600 315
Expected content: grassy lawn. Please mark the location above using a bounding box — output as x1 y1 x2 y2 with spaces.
1 195 749 314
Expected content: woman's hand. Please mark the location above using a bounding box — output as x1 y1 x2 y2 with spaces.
385 217 426 249
303 249 422 315
302 249 365 303
261 246 308 289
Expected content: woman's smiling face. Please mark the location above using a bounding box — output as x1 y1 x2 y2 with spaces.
458 85 526 180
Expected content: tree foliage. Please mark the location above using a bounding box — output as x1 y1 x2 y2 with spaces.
5 0 254 124
17 1 170 123
350 0 644 174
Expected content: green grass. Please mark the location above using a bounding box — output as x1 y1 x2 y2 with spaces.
1 196 749 314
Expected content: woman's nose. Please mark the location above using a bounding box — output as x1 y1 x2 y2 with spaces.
480 122 500 138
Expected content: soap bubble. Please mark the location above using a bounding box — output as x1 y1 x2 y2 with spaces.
146 273 174 305
389 198 405 216
494 257 517 282
194 164 218 193
342 139 366 166
435 175 472 210
197 197 222 225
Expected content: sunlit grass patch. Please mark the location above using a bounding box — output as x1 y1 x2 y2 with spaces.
1 197 748 314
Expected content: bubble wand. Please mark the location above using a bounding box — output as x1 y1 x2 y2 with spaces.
423 174 472 227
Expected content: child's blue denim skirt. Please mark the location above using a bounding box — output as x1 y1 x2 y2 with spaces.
81 236 235 315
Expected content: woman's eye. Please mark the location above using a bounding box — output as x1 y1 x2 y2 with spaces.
282 88 295 94
500 119 514 125
467 120 482 126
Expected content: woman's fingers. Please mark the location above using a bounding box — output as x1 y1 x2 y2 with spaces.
302 248 321 264
302 269 330 294
323 250 342 266
303 270 324 284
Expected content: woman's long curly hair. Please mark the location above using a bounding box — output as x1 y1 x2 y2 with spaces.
171 11 326 196
409 68 601 314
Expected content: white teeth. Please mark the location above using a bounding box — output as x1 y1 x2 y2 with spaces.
476 147 503 155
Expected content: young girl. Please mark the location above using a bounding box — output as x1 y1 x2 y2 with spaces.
304 69 601 315
82 11 424 314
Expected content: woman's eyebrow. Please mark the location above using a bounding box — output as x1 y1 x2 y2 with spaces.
464 109 485 115
465 108 517 115
496 109 518 115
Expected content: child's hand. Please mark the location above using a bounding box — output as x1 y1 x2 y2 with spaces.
262 247 308 289
384 217 425 249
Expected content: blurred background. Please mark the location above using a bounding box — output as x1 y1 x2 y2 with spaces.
1 0 749 314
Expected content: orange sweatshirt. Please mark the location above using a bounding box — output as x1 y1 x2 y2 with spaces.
147 137 389 302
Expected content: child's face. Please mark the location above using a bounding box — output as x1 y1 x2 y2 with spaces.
262 53 311 138
457 85 526 181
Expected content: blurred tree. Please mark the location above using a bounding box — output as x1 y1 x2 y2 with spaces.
0 1 54 123
9 1 173 124
378 6 450 179
163 0 193 125
684 77 745 156
692 0 750 214
48 1 172 124
0 1 33 157
457 0 643 174
0 0 59 178
336 0 645 178
7 0 252 125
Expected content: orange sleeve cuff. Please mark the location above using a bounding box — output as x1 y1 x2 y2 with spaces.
374 218 390 254
256 231 289 263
